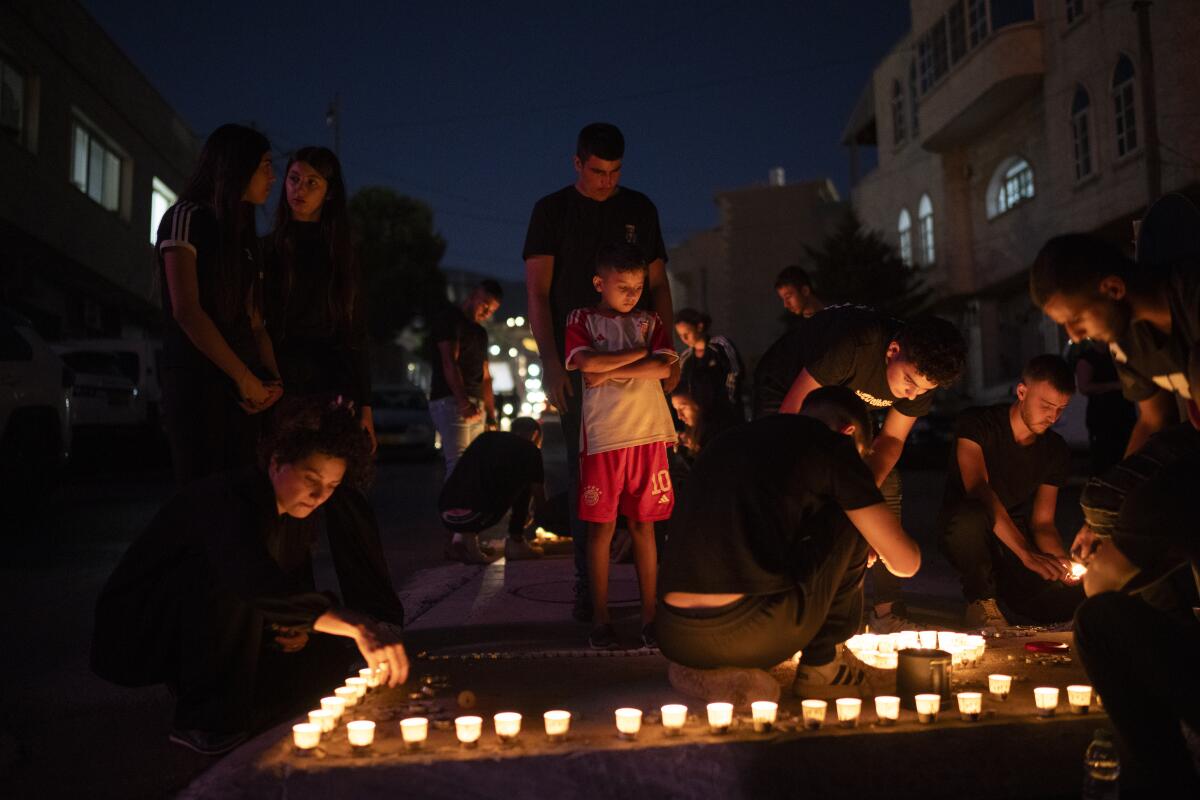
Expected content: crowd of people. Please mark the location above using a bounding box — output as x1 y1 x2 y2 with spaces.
87 120 1199 792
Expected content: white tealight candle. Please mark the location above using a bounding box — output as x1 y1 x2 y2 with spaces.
661 704 688 735
292 722 321 750
614 708 642 739
877 635 896 654
308 708 336 733
1034 687 1059 717
874 695 900 725
345 677 368 699
800 699 827 730
1067 685 1093 714
455 715 483 746
1070 561 1087 579
915 694 941 723
751 700 778 733
937 631 956 652
967 635 986 663
346 720 375 748
706 702 734 733
876 651 899 670
360 667 379 689
400 717 428 749
836 698 862 728
543 710 571 740
957 692 983 721
334 685 358 708
321 695 347 719
494 712 522 742
918 630 939 649
858 633 879 652
988 674 1012 700
898 631 921 650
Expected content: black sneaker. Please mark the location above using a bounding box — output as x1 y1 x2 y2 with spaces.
168 727 248 756
572 584 594 623
640 623 658 650
589 623 618 650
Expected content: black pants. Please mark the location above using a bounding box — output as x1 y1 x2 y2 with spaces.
867 469 904 606
162 366 260 485
656 511 868 670
938 497 1084 623
1075 591 1200 796
559 370 588 591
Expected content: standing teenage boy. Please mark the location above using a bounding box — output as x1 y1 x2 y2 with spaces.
525 122 675 622
565 242 678 649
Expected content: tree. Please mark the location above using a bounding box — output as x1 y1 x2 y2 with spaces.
805 209 931 319
349 187 447 342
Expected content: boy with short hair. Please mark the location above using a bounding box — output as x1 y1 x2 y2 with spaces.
565 242 679 649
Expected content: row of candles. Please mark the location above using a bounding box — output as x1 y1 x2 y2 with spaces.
290 668 1096 752
844 630 987 669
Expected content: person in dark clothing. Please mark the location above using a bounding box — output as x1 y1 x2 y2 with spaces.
524 122 676 622
264 146 375 449
91 399 407 757
670 381 740 462
1070 339 1137 475
438 417 547 564
938 355 1084 630
158 124 283 484
658 387 921 707
774 264 825 319
674 308 745 420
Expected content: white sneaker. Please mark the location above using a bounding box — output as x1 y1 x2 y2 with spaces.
792 646 879 700
964 598 1009 632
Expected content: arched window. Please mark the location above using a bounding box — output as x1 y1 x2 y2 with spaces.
987 157 1035 219
1071 85 1092 180
918 194 935 265
908 60 920 137
1112 54 1138 157
1066 0 1085 25
891 80 906 145
898 209 913 266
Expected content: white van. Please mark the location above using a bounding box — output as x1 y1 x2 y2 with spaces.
0 309 72 486
56 337 164 427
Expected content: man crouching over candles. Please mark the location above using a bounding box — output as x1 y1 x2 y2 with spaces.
91 397 408 756
656 387 921 705
1072 346 1200 796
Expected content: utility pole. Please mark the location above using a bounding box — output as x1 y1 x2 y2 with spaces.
325 92 341 155
1133 1 1161 205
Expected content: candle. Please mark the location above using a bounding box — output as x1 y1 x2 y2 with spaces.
1067 685 1092 714
360 667 379 689
1070 561 1087 579
334 685 358 708
966 635 986 664
957 692 982 722
1034 687 1059 717
874 695 900 726
877 635 896 654
800 699 828 731
346 720 375 748
345 677 368 699
661 704 688 735
937 631 956 652
308 708 336 733
543 710 571 740
875 651 899 670
836 698 862 728
706 702 733 734
988 674 1012 701
292 722 321 751
858 633 879 652
494 712 522 742
455 715 483 747
614 708 642 739
321 695 347 720
898 630 921 650
918 630 938 649
397 717 427 750
751 701 778 733
915 694 940 723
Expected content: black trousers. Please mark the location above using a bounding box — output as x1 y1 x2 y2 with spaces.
938 497 1084 623
559 370 588 591
162 366 260 485
1075 591 1200 796
656 511 868 670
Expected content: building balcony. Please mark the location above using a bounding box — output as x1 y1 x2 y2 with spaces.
919 22 1044 152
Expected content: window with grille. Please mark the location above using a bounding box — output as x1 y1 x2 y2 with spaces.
898 209 913 266
1070 86 1092 180
988 157 1035 218
1112 55 1138 157
71 120 123 212
918 195 935 266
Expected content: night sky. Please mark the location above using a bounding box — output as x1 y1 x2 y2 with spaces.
84 1 910 282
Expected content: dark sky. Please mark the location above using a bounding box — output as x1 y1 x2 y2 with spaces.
83 1 910 282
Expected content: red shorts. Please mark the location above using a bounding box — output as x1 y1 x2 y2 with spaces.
578 442 674 523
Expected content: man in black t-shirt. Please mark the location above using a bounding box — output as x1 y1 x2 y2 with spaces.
774 265 825 319
657 387 921 706
439 418 546 564
524 122 675 622
429 279 502 479
938 355 1084 630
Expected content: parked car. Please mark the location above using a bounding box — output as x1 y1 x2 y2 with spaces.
53 349 142 429
371 383 436 456
56 338 163 427
0 308 72 494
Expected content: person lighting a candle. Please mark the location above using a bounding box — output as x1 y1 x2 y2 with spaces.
91 397 409 756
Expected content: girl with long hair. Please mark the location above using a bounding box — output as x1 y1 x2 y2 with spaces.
674 307 746 421
157 123 283 483
264 146 374 449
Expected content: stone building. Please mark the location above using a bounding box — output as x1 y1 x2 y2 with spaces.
841 0 1200 398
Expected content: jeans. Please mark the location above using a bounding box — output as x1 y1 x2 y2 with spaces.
429 395 485 478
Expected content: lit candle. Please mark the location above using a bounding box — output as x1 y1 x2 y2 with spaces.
915 694 941 724
988 674 1012 701
877 635 896 654
1070 562 1087 580
918 630 938 649
858 633 879 652
874 695 900 726
346 720 375 749
661 704 688 735
707 702 734 734
360 667 378 689
334 685 358 708
494 712 522 743
836 698 862 728
455 715 483 747
957 692 982 722
345 677 368 699
1067 685 1092 714
321 695 347 720
801 699 828 731
292 722 321 751
937 631 956 652
898 630 921 650
751 701 778 733
400 717 428 750
966 635 986 664
875 652 899 670
308 708 336 733
543 710 571 740
1034 687 1059 717
614 708 642 740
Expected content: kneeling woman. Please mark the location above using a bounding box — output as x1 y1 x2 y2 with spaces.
91 399 407 755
